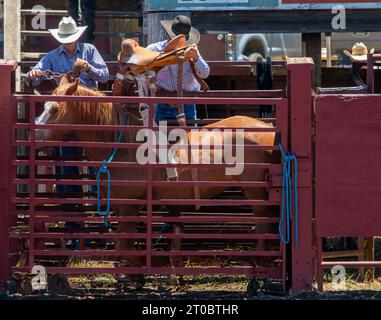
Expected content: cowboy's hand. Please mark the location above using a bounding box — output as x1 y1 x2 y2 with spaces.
28 69 40 80
75 58 91 73
185 44 200 62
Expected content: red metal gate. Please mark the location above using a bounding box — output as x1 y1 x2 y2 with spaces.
0 58 315 294
314 94 381 290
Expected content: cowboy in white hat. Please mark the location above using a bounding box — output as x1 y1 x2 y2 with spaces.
27 16 109 88
26 17 109 245
343 42 375 63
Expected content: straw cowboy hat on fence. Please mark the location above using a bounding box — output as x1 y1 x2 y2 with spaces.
48 16 87 44
344 42 375 62
160 15 200 45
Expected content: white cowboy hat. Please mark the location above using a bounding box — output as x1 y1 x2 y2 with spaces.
48 16 87 44
343 42 374 62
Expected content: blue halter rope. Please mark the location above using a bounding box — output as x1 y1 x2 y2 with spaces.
96 112 128 226
278 143 299 247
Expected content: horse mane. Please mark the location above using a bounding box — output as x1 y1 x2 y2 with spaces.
52 83 141 161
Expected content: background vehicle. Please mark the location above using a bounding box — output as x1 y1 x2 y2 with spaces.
236 33 302 61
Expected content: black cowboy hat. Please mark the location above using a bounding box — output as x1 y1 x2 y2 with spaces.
160 15 200 45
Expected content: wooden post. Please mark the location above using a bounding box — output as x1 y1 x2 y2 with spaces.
0 61 17 292
302 33 321 88
145 11 190 44
325 33 332 68
4 0 21 91
287 57 314 294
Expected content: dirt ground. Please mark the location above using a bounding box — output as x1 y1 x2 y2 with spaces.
3 274 381 300
3 239 380 300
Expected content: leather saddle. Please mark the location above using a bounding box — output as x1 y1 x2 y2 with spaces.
117 35 192 75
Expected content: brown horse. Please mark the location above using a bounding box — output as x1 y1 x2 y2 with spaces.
43 77 279 289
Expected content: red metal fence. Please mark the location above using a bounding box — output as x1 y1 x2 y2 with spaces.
315 94 381 290
0 58 316 294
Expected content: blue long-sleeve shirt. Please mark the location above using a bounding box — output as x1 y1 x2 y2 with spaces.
28 43 109 88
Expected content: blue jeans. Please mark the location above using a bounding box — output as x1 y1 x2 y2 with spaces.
155 104 197 122
53 146 82 250
53 147 82 194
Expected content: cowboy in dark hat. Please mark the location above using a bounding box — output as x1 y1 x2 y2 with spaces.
146 15 210 122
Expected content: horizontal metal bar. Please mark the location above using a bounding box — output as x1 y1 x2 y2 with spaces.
32 250 280 257
12 198 279 206
28 215 279 224
16 117 276 126
13 179 268 188
20 9 142 18
152 216 279 223
12 232 279 240
152 250 281 256
14 94 287 106
33 216 148 223
207 61 286 67
17 123 281 132
11 266 282 277
14 160 280 169
156 89 286 98
21 30 141 37
15 140 280 151
321 261 381 268
33 250 146 256
323 250 364 259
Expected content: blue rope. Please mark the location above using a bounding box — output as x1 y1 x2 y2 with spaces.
278 143 299 247
96 112 128 226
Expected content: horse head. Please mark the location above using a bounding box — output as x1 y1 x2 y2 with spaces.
42 78 82 141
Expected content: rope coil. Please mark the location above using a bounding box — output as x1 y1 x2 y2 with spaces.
278 143 299 247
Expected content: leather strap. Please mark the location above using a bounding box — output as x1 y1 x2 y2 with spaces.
176 54 186 127
190 60 209 92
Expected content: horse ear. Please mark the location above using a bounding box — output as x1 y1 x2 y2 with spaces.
59 75 71 86
64 79 80 95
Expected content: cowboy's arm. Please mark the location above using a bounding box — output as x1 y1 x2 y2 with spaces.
26 54 53 86
86 47 110 83
146 41 166 52
193 55 210 79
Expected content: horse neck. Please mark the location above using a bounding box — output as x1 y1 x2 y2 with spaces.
78 103 139 163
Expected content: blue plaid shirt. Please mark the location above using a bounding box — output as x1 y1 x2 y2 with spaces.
28 43 109 88
146 40 210 92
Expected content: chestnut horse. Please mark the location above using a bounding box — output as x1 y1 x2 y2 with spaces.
43 77 279 289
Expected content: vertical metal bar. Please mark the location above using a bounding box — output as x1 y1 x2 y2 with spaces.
317 238 323 291
287 57 314 293
0 61 17 291
146 102 154 271
367 53 374 94
278 99 288 293
325 33 332 68
28 97 37 271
